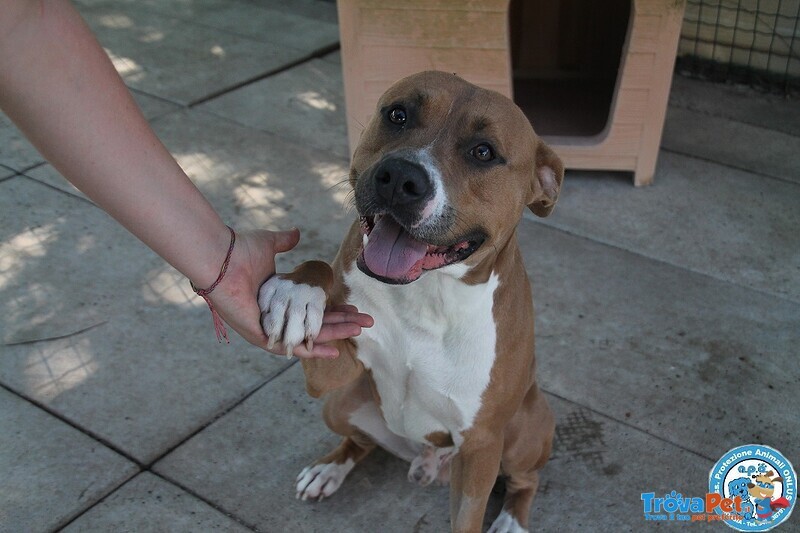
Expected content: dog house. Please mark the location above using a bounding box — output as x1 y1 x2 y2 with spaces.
337 0 686 186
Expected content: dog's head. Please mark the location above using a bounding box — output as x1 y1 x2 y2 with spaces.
350 71 563 284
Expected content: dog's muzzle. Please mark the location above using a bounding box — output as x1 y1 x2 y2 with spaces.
353 155 485 284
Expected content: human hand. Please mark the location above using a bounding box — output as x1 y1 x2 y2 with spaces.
205 228 372 358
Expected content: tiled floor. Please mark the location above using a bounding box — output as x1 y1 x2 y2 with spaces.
1 1 798 531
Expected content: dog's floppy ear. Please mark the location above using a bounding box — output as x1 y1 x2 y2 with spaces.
528 140 564 217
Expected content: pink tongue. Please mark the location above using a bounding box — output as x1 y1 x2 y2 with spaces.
364 216 428 279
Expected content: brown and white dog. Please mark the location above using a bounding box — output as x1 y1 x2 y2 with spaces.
257 71 562 532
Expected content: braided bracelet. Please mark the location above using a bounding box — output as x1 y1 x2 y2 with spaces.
190 225 236 343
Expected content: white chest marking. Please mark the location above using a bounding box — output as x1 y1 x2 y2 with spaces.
344 264 499 447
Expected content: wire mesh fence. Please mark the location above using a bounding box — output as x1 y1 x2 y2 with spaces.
677 0 800 95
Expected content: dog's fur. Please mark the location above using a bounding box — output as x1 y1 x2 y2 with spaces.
258 71 563 532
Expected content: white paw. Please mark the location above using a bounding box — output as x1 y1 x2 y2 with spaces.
408 446 453 487
488 509 528 533
258 277 325 357
295 460 355 501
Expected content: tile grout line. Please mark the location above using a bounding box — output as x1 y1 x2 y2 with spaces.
659 146 800 186
18 174 97 206
0 381 142 466
667 99 799 138
45 359 297 532
52 469 140 532
0 357 295 531
141 359 299 470
522 216 800 307
541 387 717 464
150 471 260 532
187 43 340 107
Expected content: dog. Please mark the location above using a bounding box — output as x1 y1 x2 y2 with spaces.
257 70 562 532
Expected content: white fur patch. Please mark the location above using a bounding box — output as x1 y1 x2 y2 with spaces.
410 148 446 229
295 459 355 501
348 402 421 462
488 509 528 533
344 264 499 447
258 277 325 357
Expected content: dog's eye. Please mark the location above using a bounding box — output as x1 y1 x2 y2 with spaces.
470 143 494 162
388 106 407 126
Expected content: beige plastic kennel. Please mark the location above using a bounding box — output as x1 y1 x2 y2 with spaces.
338 0 687 186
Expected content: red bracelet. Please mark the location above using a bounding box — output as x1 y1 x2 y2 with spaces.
190 226 236 343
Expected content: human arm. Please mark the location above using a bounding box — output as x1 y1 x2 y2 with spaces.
0 0 371 357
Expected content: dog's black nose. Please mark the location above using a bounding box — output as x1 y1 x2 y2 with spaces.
374 158 430 206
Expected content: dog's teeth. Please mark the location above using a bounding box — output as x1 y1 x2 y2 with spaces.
362 233 369 248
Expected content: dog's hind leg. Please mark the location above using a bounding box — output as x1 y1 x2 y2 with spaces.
489 386 554 532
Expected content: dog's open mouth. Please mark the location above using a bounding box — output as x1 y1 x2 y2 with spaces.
356 215 483 284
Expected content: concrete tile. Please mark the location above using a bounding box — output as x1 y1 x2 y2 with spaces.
79 3 308 104
534 152 800 302
1 165 16 180
0 111 44 173
0 387 137 532
322 49 342 65
132 89 182 120
662 106 800 183
130 0 339 55
199 59 348 158
670 75 800 137
76 0 339 27
155 363 716 530
526 395 716 531
155 363 451 531
517 219 800 462
24 165 90 201
150 109 354 267
0 177 291 463
62 472 250 532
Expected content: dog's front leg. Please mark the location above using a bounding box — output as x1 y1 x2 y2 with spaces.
449 436 504 533
258 260 364 397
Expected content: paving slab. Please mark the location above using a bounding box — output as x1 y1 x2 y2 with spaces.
662 106 800 183
531 152 800 302
22 165 90 201
62 472 251 532
0 177 292 463
77 2 308 104
517 219 800 462
0 387 138 532
76 0 339 26
0 165 15 180
155 363 715 531
669 75 800 137
149 109 354 267
322 49 342 65
0 111 45 173
80 0 339 55
199 59 348 158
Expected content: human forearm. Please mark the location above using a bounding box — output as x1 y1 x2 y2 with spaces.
0 0 228 287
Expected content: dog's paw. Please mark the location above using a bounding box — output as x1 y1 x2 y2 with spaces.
487 509 528 533
295 461 355 501
258 277 325 357
408 446 453 487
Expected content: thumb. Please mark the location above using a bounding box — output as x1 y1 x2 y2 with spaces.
272 227 300 254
